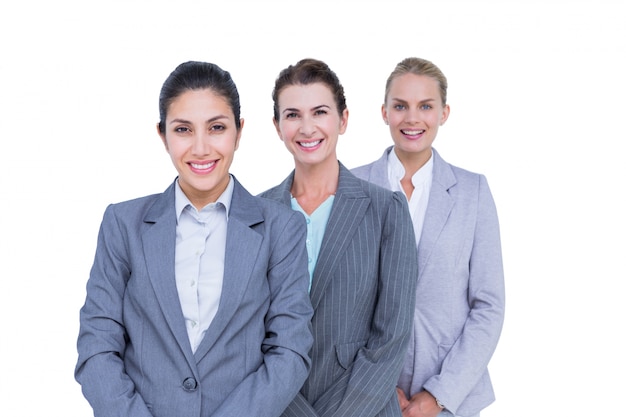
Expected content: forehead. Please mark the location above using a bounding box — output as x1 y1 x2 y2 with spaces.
278 82 335 108
388 73 441 99
167 88 232 117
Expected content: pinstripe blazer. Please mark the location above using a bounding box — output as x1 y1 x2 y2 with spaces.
352 147 505 416
259 162 418 417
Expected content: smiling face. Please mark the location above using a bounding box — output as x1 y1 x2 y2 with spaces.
273 82 348 170
383 73 450 165
158 88 242 209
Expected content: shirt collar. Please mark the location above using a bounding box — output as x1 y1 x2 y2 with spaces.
174 175 234 222
387 146 434 188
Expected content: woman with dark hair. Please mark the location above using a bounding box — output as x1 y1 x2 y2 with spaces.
260 58 418 417
75 61 314 417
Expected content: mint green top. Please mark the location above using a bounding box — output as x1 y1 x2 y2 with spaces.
290 195 335 291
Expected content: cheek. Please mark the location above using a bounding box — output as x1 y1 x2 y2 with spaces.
225 140 239 157
166 141 188 159
278 123 296 140
388 113 403 127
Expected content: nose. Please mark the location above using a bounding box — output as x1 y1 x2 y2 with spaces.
191 132 210 155
405 108 421 123
298 116 316 137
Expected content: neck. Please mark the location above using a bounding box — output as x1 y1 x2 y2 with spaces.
395 147 432 178
291 159 339 214
182 177 229 211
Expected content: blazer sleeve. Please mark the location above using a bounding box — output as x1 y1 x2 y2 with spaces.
317 192 419 417
211 210 314 417
75 205 154 417
423 175 505 414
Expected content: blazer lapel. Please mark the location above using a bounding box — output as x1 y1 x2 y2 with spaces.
193 178 264 361
357 147 457 281
310 163 370 309
142 182 196 363
417 149 456 277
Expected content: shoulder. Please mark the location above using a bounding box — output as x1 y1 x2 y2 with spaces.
254 193 297 218
94 190 170 242
232 178 306 230
103 192 164 220
449 161 483 180
98 181 176 230
257 184 283 201
350 146 392 184
350 161 374 179
433 149 488 188
356 175 397 202
256 171 294 203
433 151 495 210
251 194 308 246
109 192 162 209
340 166 407 215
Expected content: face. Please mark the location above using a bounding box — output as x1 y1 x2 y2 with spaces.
274 82 348 169
382 73 450 162
158 88 242 209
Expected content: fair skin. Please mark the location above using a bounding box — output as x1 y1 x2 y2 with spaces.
397 388 443 417
158 88 243 210
274 82 348 214
387 73 450 417
382 73 450 200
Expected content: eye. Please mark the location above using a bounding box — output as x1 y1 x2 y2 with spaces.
285 112 299 119
210 124 226 132
314 109 328 116
393 104 406 110
420 104 433 110
174 126 191 133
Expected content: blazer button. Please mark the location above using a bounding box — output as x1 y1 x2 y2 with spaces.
182 377 198 392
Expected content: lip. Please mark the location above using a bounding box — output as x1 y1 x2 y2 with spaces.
401 129 425 140
297 139 323 151
188 160 217 174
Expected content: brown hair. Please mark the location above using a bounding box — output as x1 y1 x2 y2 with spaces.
272 58 347 121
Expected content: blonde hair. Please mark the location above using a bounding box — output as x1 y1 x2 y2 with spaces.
384 57 448 105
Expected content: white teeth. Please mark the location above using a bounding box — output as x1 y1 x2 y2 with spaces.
402 130 424 135
191 161 215 169
299 140 321 148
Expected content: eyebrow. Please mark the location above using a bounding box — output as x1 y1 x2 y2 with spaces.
168 115 229 125
390 97 436 103
281 104 331 114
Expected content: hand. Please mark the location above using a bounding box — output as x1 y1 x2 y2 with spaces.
400 390 442 417
397 387 410 411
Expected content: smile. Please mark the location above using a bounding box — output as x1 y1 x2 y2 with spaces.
298 140 322 148
401 129 425 136
190 161 215 169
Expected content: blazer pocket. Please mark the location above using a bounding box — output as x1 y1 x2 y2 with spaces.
335 341 366 370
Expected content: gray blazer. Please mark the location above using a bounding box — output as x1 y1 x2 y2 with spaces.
352 147 505 416
75 176 314 417
259 162 418 417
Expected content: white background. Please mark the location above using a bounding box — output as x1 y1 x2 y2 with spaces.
1 1 625 415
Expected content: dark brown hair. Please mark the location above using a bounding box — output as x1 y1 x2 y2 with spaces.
272 58 347 121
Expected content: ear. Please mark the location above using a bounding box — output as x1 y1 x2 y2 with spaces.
234 118 244 150
157 123 169 150
381 104 388 125
273 117 284 142
440 104 451 125
338 108 349 135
